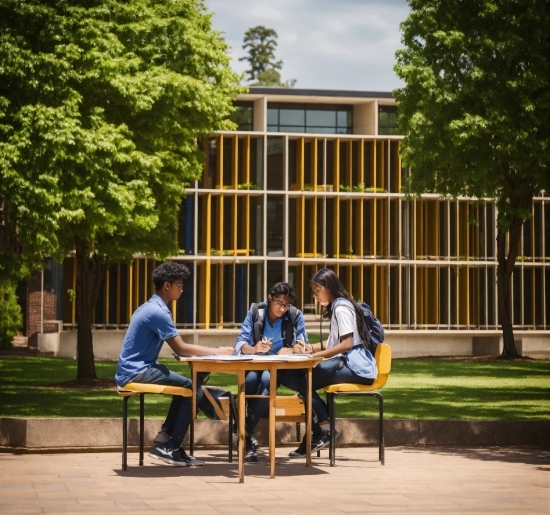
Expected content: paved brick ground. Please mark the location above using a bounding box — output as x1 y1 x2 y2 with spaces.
0 446 548 515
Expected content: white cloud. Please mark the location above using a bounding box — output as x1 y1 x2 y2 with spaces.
205 0 410 92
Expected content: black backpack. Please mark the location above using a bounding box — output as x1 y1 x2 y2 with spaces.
249 302 297 349
357 301 385 355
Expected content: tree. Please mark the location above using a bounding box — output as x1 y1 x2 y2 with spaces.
239 25 295 87
0 0 243 378
394 0 550 357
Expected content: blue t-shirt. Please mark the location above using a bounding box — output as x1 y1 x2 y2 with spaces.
234 301 308 355
115 294 179 387
262 317 284 354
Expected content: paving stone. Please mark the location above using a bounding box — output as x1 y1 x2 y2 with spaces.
0 447 547 514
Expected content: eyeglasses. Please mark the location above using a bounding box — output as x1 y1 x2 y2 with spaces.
312 287 322 298
272 299 292 311
171 282 184 291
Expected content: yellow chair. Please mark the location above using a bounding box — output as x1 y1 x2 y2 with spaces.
117 383 192 471
323 343 392 466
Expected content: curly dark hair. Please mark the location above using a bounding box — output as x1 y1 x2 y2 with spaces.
152 262 190 291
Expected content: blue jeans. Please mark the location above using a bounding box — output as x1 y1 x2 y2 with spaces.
244 370 271 437
131 364 207 448
278 356 374 426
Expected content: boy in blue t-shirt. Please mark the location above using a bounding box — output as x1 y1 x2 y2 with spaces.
234 282 309 462
115 262 232 466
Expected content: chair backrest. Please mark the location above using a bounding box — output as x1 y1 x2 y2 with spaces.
371 343 392 390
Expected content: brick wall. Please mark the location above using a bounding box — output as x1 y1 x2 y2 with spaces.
27 271 58 348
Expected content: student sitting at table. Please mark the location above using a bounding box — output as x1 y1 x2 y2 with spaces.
278 268 378 458
234 282 309 462
115 262 233 467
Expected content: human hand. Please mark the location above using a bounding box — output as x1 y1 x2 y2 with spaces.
255 340 272 353
278 347 293 355
215 346 235 356
294 341 312 354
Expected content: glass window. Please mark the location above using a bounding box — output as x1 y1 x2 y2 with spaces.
280 109 305 126
280 125 305 133
337 110 351 127
231 101 254 131
306 110 335 127
379 106 399 135
267 137 284 190
306 127 335 134
267 102 353 134
267 108 279 125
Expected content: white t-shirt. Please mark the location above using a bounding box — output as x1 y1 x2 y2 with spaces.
326 299 362 349
326 298 378 379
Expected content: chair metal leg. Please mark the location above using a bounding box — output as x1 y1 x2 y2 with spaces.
376 392 384 465
139 393 145 466
122 396 128 471
328 392 336 466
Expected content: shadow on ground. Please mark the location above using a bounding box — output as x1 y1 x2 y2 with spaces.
114 450 332 479
404 445 550 468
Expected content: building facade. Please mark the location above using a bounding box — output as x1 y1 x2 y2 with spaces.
30 88 550 347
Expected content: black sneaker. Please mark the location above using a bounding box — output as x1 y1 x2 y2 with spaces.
312 430 339 452
245 438 258 463
179 447 205 466
288 440 307 459
148 444 190 466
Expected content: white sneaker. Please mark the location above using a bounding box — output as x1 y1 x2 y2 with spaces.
154 430 170 445
179 448 206 466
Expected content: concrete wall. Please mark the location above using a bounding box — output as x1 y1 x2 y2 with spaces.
2 417 549 451
37 328 550 360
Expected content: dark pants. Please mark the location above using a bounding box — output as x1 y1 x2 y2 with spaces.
131 364 207 448
278 356 374 429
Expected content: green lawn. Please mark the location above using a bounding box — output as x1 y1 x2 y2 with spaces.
0 356 548 420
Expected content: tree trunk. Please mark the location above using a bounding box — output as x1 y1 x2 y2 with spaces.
74 237 108 380
496 219 523 358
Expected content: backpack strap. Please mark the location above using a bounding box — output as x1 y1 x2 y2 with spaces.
281 306 297 347
250 302 266 344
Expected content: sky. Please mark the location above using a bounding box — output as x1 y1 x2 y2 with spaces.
204 0 411 93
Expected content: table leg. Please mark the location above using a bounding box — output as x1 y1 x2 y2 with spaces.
305 366 313 467
237 370 246 483
190 365 197 456
269 365 277 478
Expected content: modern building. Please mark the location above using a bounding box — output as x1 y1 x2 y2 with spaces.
28 87 550 356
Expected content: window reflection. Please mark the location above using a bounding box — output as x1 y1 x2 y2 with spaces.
267 102 353 134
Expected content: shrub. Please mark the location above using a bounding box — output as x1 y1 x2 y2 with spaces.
0 282 23 349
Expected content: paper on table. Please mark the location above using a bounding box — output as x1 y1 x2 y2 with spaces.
175 354 253 361
249 354 313 361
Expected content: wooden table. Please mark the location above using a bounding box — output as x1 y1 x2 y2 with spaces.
175 355 322 482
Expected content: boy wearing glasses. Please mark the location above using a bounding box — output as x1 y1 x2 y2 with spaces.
234 282 310 462
115 262 233 466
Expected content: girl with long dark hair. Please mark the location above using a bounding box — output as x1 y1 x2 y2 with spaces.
279 268 378 458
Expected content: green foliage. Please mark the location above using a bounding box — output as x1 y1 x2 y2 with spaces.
210 248 229 256
0 0 244 268
0 0 243 265
0 356 548 420
394 0 550 357
239 25 295 87
394 0 550 230
0 0 244 377
237 182 260 190
339 184 366 193
0 282 22 349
